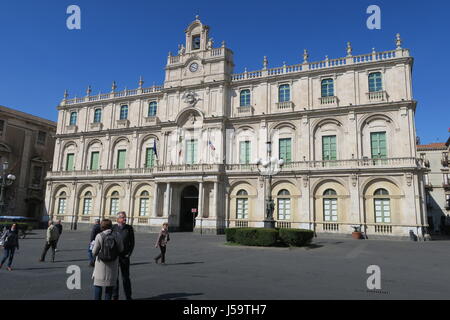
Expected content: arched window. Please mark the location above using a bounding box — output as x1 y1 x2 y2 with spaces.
93 109 102 123
374 188 390 223
139 190 150 216
82 191 93 215
277 189 291 220
236 189 248 219
148 101 157 117
323 189 337 222
240 90 251 107
69 112 77 126
369 72 383 92
110 191 120 216
279 84 290 102
57 191 67 215
119 105 128 120
321 79 334 97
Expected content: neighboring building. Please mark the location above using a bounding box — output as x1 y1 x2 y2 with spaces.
0 105 56 220
418 139 450 233
45 17 427 239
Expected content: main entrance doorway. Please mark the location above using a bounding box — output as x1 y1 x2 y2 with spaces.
179 185 199 232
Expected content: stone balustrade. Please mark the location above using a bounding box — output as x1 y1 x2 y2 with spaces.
231 48 409 82
366 91 388 102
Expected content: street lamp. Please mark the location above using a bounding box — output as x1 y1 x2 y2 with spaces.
0 161 17 216
255 141 284 229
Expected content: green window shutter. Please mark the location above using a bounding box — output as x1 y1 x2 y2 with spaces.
90 152 99 170
371 132 387 159
240 141 251 164
66 153 74 171
117 150 126 169
279 138 292 162
186 140 197 164
145 148 154 168
322 136 337 161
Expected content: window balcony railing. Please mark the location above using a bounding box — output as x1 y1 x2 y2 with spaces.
276 221 292 229
366 91 388 102
90 122 103 130
144 116 160 125
65 125 78 134
442 155 449 167
319 96 338 105
374 224 393 234
116 119 129 128
276 101 294 110
322 223 339 232
237 106 253 115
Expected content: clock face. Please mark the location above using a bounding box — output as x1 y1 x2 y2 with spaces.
189 62 199 73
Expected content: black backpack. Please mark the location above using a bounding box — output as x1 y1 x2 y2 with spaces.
97 231 119 262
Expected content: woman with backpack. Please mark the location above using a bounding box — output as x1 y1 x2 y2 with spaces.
92 219 124 300
0 224 19 271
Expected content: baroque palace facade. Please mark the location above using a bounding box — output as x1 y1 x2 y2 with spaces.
45 17 427 238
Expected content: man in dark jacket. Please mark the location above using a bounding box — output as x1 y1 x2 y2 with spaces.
112 212 134 300
88 219 101 267
54 220 63 252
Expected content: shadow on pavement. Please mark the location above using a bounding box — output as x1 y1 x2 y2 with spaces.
131 262 151 266
164 262 204 266
57 249 87 252
53 259 88 263
304 244 324 250
14 266 68 271
136 292 204 300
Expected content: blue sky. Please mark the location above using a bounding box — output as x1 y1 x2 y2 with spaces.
0 0 448 144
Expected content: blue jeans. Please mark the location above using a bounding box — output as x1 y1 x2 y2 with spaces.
88 246 94 265
94 286 113 300
1 247 16 267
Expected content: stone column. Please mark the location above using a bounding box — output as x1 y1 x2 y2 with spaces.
163 182 171 218
152 182 159 217
212 181 218 219
198 182 204 218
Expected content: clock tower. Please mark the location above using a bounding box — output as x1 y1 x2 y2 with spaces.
164 16 234 88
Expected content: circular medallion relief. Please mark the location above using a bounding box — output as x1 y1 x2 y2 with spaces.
189 62 199 73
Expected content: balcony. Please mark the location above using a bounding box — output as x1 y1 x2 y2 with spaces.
46 157 423 180
116 119 129 129
65 125 78 134
90 122 103 130
319 96 338 106
276 101 294 111
236 106 253 116
144 116 160 126
366 91 388 103
442 155 449 167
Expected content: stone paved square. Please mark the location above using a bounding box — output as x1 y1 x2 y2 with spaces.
0 230 449 300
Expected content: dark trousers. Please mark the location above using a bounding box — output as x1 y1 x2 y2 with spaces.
40 240 57 261
1 247 16 267
94 286 113 300
112 256 132 300
155 245 166 263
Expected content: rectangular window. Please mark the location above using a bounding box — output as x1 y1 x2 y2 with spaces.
277 198 291 220
139 198 149 216
192 35 201 50
374 199 391 223
58 198 66 215
322 136 337 161
32 166 43 185
37 131 46 145
323 198 338 222
117 150 126 169
236 198 248 219
90 152 99 170
186 140 198 164
0 120 4 133
371 132 387 159
83 198 92 215
279 84 290 102
279 138 292 163
369 73 383 92
239 141 251 164
145 147 155 168
110 198 119 216
66 153 75 171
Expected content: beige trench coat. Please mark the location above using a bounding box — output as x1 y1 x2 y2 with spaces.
92 229 124 287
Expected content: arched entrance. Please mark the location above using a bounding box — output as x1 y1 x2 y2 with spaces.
179 185 199 232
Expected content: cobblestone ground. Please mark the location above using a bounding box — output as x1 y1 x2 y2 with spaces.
0 229 449 300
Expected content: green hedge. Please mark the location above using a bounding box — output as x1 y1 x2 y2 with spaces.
279 228 314 246
226 227 314 247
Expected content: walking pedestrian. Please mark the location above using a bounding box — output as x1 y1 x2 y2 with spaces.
0 224 19 271
39 221 60 262
54 220 63 252
89 219 101 267
112 212 135 300
154 222 170 264
92 219 124 300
